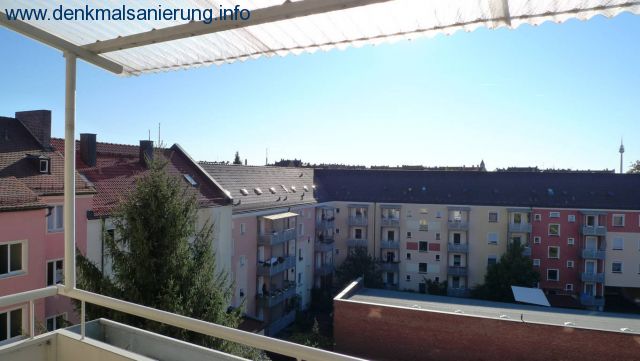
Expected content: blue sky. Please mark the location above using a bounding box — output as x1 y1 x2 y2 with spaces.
1 13 638 170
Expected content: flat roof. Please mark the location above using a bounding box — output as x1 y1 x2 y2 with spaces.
340 288 640 335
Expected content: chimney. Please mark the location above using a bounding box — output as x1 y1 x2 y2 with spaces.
80 133 97 167
139 140 154 166
15 110 52 149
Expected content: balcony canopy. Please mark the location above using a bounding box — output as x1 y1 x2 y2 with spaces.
263 211 299 220
2 0 639 76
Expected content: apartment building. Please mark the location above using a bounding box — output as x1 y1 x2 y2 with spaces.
0 111 95 340
315 169 640 308
198 164 317 336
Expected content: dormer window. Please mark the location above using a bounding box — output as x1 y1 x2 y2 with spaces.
39 159 49 173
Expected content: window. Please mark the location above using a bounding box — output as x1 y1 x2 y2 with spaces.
46 314 66 332
534 214 541 221
420 208 428 214
488 212 498 223
419 262 427 273
47 205 64 232
549 212 560 218
0 242 24 276
254 188 262 195
568 214 576 223
240 188 249 196
548 224 560 236
419 241 428 252
335 208 340 213
47 260 63 286
533 236 541 244
406 253 411 260
612 262 623 273
405 275 411 282
386 230 394 241
567 237 575 245
354 228 363 239
547 269 559 281
435 233 441 241
240 223 246 235
612 214 625 227
335 249 339 255
298 272 302 284
513 213 522 224
0 308 22 341
487 256 497 266
435 211 442 218
407 232 412 239
453 233 461 244
297 223 304 236
298 249 302 261
240 255 247 266
565 284 574 291
419 219 428 231
435 254 441 262
613 238 624 250
566 260 574 268
548 246 560 259
487 232 498 245
533 259 540 267
335 228 340 234
39 159 49 173
453 255 461 266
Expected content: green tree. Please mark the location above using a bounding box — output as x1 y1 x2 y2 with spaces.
288 318 333 350
335 247 383 289
628 160 640 174
233 151 242 165
76 159 266 359
472 240 539 302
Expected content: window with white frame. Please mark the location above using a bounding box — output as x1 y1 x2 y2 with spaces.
39 159 49 173
419 262 427 273
435 254 441 262
240 223 246 235
566 260 574 268
612 238 624 250
0 308 22 342
435 233 440 241
47 259 63 286
549 211 560 218
565 283 574 291
612 262 623 273
487 232 499 245
487 256 497 266
533 236 541 244
533 259 540 266
548 246 560 259
488 212 498 223
534 214 541 221
567 237 575 245
46 314 66 332
612 214 625 227
547 269 559 281
0 242 24 276
568 214 575 223
47 205 63 232
548 224 560 236
407 231 412 239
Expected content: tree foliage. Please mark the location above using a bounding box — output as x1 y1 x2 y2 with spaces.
288 318 333 350
76 159 265 359
233 151 242 165
335 247 383 289
472 240 539 302
628 160 640 174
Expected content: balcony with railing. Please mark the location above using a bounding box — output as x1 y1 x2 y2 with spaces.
447 220 469 231
508 223 532 233
581 225 607 236
580 294 605 307
257 281 296 308
448 266 468 276
347 238 368 248
380 217 400 227
316 217 335 230
582 248 606 260
314 239 335 253
315 264 335 276
581 272 605 283
380 240 400 249
265 310 297 337
257 255 296 277
348 216 368 226
447 243 468 253
258 228 296 246
380 262 400 273
447 288 470 297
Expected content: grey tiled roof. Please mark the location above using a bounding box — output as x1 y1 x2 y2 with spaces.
198 163 316 213
314 169 640 210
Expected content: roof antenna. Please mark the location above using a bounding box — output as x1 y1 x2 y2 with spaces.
265 148 269 166
148 129 151 141
157 123 161 145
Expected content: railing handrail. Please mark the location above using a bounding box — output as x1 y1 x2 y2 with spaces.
0 286 365 361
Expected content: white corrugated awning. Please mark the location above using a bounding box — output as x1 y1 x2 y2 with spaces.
512 286 551 307
1 0 639 76
263 211 298 220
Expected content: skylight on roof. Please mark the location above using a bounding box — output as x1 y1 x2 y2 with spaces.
254 188 263 195
290 186 296 193
281 185 289 193
303 185 309 192
269 187 277 194
183 174 197 187
240 188 249 196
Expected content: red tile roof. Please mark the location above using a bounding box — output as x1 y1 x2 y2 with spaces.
50 138 229 217
0 176 46 211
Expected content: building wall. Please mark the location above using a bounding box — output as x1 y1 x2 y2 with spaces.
291 205 316 310
334 298 640 361
466 206 509 288
605 232 640 287
231 214 258 317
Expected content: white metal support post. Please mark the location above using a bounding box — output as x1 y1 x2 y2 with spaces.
64 52 77 291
